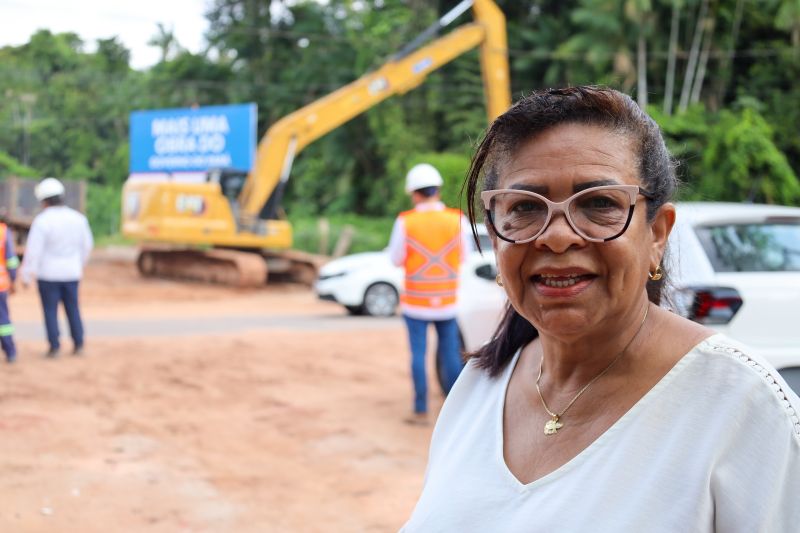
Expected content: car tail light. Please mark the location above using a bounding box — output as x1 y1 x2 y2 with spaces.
681 286 743 325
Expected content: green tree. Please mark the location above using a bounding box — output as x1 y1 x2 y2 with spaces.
775 0 800 50
699 105 800 204
2 0 800 241
557 0 639 90
0 150 39 177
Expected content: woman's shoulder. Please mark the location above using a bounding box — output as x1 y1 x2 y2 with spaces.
432 353 518 432
687 333 800 442
449 355 513 399
692 333 793 385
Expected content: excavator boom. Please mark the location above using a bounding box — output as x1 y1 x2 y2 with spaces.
239 0 510 225
122 0 510 286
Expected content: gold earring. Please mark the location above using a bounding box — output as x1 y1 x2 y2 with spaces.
648 265 663 281
496 274 503 287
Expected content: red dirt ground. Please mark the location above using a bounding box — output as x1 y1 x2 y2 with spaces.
0 249 442 532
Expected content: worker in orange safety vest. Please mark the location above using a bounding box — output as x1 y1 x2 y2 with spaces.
388 163 474 425
0 221 20 363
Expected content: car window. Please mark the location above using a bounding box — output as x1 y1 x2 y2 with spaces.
695 221 800 272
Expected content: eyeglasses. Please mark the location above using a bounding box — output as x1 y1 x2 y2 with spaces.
481 185 652 244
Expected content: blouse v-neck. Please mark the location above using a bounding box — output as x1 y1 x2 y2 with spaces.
495 336 710 491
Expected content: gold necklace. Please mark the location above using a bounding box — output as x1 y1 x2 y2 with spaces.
536 303 650 436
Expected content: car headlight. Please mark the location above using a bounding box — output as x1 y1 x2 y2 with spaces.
317 271 348 282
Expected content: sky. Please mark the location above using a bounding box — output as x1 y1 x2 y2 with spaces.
1 0 211 70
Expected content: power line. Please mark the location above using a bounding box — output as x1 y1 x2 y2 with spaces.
507 47 796 60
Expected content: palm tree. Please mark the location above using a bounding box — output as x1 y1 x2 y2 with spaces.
558 0 637 92
148 23 179 63
624 0 654 108
689 11 715 105
663 0 683 115
776 0 800 52
678 0 708 113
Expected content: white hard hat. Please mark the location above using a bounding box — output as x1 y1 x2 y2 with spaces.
405 163 443 194
34 177 65 201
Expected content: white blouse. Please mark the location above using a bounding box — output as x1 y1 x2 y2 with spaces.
402 334 800 532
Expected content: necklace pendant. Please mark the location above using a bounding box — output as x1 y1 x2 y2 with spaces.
544 416 563 435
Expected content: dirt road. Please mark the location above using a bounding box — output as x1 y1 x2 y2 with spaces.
0 250 442 532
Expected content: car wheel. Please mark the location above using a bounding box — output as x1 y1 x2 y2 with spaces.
345 305 364 315
362 282 399 317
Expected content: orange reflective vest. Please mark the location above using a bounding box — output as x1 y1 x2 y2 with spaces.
400 207 463 309
0 224 10 292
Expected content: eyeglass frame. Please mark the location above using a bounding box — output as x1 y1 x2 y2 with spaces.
480 184 654 244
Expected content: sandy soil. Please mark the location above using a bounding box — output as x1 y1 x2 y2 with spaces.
0 250 443 532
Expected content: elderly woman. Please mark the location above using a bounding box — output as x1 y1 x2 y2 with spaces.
402 87 800 532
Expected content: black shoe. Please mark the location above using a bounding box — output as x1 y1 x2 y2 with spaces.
45 348 59 358
6 356 15 364
73 346 84 356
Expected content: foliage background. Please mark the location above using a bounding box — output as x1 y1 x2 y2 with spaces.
1 0 799 251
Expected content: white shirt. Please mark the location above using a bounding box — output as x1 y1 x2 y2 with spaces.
402 334 800 532
21 206 93 283
387 201 474 320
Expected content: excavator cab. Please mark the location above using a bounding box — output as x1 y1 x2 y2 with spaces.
207 168 248 224
207 168 248 205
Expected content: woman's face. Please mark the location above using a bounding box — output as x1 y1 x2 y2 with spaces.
490 122 673 339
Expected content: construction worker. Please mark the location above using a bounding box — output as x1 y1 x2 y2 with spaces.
21 178 93 358
0 221 20 363
388 163 473 425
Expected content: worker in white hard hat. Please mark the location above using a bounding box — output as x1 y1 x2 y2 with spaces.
387 163 473 425
21 178 93 358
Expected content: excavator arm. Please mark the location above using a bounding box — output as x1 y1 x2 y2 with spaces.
123 0 510 287
238 0 510 228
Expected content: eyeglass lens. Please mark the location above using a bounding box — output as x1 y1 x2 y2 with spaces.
488 188 633 242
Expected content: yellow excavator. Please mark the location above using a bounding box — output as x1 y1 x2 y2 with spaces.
121 0 511 286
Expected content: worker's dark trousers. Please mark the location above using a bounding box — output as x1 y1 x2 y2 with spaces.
0 292 16 361
403 315 464 414
37 280 83 352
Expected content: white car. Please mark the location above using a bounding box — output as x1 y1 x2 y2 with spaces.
315 227 505 352
667 202 800 392
317 202 800 394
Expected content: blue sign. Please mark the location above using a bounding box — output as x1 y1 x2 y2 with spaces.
129 103 257 173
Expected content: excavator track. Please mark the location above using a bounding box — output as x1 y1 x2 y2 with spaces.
137 249 268 287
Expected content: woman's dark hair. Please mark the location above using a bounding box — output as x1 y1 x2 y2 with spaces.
465 86 678 377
